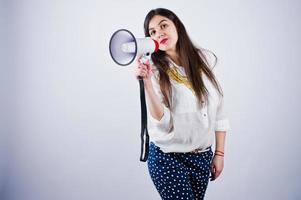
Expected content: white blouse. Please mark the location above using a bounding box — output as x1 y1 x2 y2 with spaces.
147 50 230 153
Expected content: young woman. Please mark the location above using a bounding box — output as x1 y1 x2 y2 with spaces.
134 8 230 200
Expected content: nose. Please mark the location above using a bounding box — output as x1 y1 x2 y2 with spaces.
156 30 165 40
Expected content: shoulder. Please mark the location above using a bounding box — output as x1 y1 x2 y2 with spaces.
151 63 160 80
150 57 166 80
198 48 218 70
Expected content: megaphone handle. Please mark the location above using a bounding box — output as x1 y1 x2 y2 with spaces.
139 53 151 65
139 79 149 162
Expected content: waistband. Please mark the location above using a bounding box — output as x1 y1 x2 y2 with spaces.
190 146 211 154
150 142 211 154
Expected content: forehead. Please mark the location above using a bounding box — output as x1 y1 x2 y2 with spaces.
148 15 171 29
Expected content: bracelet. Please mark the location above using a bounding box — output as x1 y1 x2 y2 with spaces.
215 150 224 154
214 153 224 157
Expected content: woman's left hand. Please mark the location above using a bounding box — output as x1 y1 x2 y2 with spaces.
210 155 224 181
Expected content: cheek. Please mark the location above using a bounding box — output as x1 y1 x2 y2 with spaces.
171 31 178 43
168 36 177 48
172 37 178 46
150 35 156 41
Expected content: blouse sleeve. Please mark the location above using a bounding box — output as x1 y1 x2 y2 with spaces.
148 70 173 133
215 94 230 132
200 49 230 132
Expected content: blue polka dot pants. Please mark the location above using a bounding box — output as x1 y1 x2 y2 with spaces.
147 142 213 200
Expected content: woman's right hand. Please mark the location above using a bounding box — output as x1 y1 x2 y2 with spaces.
134 56 153 88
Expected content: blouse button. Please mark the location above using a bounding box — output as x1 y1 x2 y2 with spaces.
204 114 207 117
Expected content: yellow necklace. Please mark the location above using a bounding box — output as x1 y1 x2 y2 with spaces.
166 67 195 95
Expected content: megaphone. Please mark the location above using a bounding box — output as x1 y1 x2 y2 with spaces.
109 29 159 66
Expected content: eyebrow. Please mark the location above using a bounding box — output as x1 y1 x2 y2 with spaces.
149 19 168 31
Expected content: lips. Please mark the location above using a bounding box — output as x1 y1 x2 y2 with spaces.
160 38 168 44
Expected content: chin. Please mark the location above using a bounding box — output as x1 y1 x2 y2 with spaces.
160 45 172 51
159 47 167 51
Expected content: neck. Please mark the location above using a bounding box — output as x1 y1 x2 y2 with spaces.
166 49 180 66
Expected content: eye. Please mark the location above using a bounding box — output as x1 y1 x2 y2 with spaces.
161 24 168 29
150 30 156 36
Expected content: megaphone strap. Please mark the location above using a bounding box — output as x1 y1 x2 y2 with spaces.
139 80 149 162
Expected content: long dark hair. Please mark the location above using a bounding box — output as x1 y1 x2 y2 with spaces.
144 8 223 108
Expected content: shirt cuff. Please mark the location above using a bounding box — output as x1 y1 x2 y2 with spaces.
215 119 230 132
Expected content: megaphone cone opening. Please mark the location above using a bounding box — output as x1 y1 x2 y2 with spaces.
109 29 137 66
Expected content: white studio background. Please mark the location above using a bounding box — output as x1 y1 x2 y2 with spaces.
1 0 301 199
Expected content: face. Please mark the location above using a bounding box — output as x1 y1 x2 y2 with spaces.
148 15 178 54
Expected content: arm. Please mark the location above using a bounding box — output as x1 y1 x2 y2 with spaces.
144 74 172 133
211 94 230 181
135 58 172 133
210 131 226 181
144 83 164 121
215 131 226 153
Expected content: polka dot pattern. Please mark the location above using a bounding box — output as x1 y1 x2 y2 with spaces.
147 142 213 200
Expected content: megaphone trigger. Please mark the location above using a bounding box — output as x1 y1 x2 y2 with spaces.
139 54 151 65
